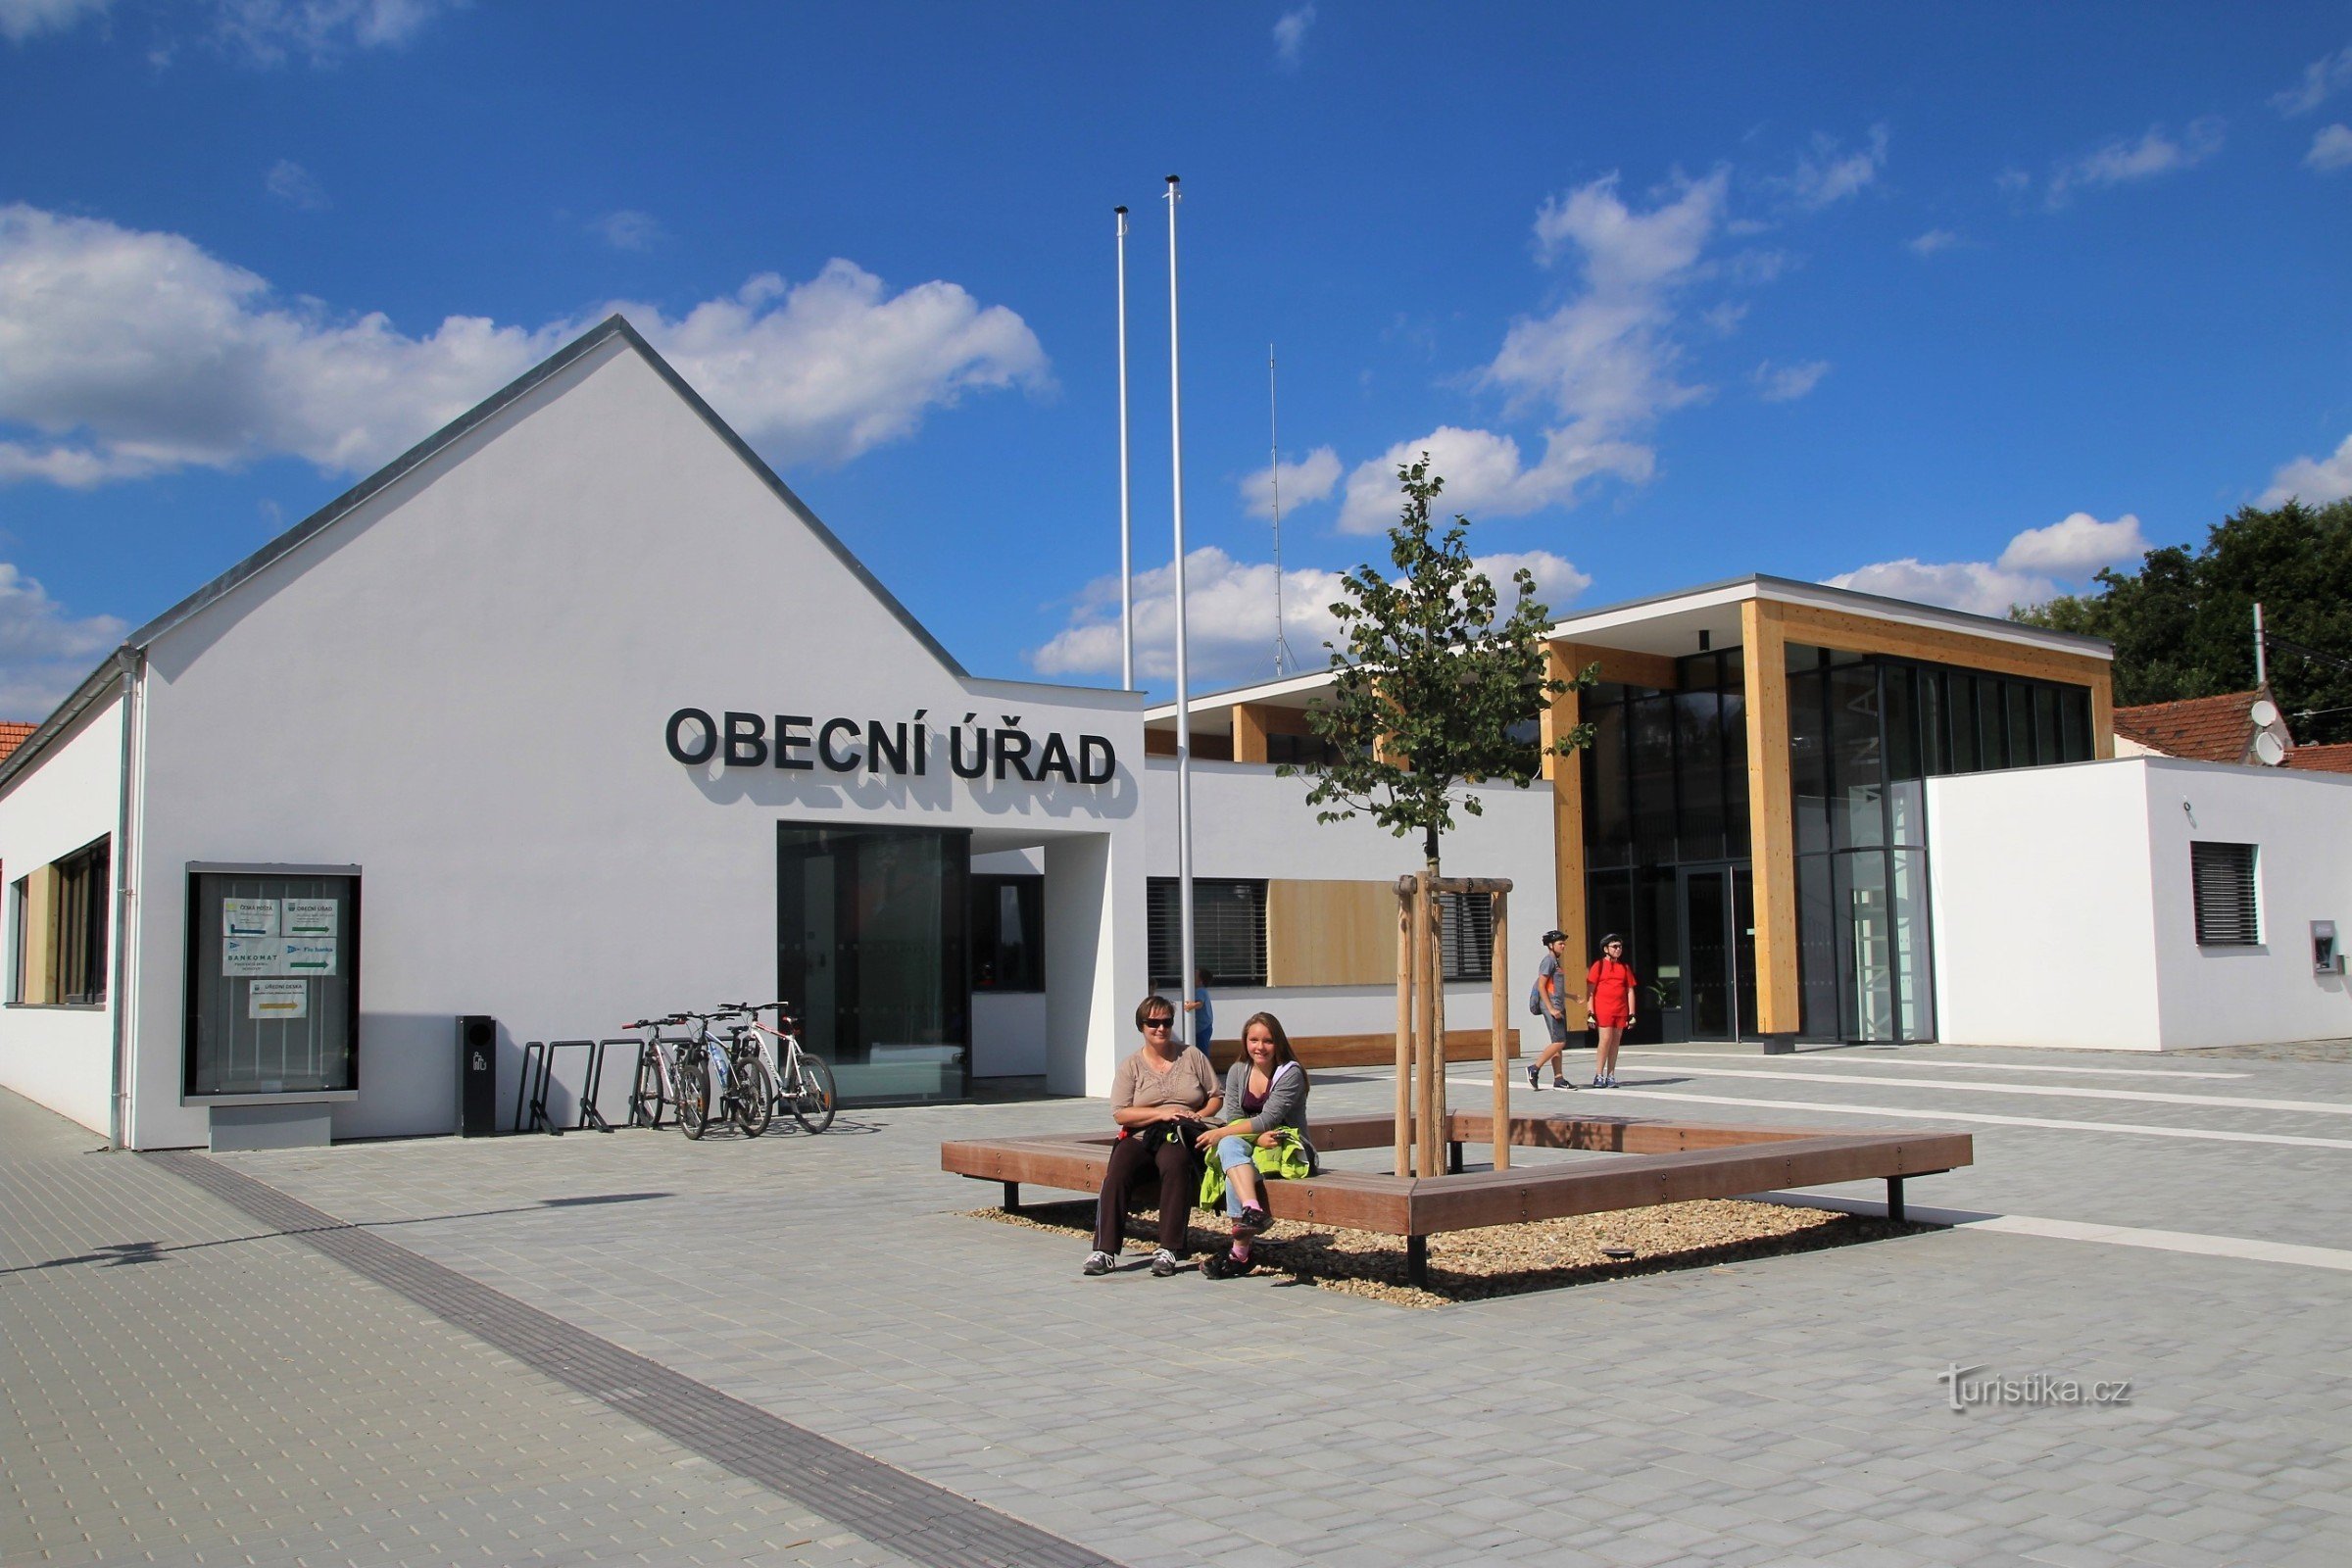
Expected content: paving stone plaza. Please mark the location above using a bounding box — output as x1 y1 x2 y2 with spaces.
6 1041 2351 1567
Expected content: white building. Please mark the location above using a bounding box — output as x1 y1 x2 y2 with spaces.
4 319 2341 1152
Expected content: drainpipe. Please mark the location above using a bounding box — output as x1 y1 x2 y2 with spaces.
106 646 140 1151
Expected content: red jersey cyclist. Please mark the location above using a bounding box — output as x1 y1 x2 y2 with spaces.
1586 933 1639 1088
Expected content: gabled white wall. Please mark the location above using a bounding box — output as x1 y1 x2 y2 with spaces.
1143 759 1557 1045
120 336 1143 1147
0 691 125 1133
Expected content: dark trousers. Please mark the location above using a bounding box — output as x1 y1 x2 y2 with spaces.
1093 1130 1200 1254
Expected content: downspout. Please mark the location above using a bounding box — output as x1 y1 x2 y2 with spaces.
106 646 141 1151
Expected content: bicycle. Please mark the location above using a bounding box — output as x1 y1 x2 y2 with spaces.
670 1009 772 1139
719 1000 837 1134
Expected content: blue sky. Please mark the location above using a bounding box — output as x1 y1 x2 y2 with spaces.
4 2 2350 715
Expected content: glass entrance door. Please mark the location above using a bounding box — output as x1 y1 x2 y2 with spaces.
777 824 970 1105
1672 864 1756 1042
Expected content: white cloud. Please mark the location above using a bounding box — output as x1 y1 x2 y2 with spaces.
213 0 460 65
1783 123 1888 210
2259 431 2352 507
0 0 109 42
2045 119 2226 207
1751 359 1829 403
2273 43 2352 116
1828 511 2149 616
1334 425 1651 535
1995 511 2149 576
265 158 328 211
1699 301 1747 335
1026 543 1590 688
0 203 1050 486
1241 445 1340 519
1271 4 1312 67
2306 123 2352 172
590 209 662 251
0 561 127 717
1907 227 1959 257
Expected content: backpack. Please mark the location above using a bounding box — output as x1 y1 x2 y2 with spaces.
1528 979 1544 1016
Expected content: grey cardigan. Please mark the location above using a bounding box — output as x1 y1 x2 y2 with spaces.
1221 1058 1317 1171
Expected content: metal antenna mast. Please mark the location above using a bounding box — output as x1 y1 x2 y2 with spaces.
1269 344 1298 677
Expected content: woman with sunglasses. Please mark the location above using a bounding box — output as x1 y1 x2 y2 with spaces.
1588 933 1639 1088
1085 994 1223 1277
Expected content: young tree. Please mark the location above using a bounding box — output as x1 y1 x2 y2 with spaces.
1285 456 1593 875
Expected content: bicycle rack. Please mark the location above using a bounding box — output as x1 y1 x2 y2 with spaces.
516 1040 612 1135
627 1038 672 1128
514 1041 548 1133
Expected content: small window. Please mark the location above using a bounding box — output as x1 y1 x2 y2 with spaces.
971 874 1045 992
2190 843 2260 946
8 837 110 1005
1148 878 1267 988
1438 891 1495 982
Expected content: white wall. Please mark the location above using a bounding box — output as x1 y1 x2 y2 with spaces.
1143 758 1558 1046
0 692 125 1134
106 336 1145 1147
971 991 1049 1077
2144 758 2352 1048
1930 757 2352 1050
1929 760 2164 1049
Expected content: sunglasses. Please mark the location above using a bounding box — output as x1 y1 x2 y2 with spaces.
1143 1017 1176 1030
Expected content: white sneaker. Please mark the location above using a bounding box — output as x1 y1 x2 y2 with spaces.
1082 1250 1114 1276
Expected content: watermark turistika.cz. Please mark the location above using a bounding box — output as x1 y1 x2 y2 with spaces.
1937 1363 2133 1412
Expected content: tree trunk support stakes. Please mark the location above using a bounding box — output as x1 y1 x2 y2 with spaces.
1395 873 1514 1179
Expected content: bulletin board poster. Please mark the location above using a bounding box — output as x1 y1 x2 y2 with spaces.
282 900 337 939
281 939 337 975
223 938 287 977
223 899 278 939
247 979 309 1020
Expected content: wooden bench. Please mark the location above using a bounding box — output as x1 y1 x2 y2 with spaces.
942 1109 1971 1286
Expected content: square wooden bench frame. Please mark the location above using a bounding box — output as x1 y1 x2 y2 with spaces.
942 1109 1972 1286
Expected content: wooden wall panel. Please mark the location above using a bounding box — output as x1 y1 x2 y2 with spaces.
1265 878 1397 986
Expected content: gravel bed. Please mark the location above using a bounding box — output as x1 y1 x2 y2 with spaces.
967 1197 1935 1308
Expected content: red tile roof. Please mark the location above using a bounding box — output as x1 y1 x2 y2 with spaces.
2288 742 2352 774
0 722 36 763
2111 690 2267 764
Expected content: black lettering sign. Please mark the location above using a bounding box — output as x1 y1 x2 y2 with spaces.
666 708 717 765
723 711 767 767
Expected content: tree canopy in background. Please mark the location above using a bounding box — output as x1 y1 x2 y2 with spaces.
2014 498 2352 741
1293 457 1592 874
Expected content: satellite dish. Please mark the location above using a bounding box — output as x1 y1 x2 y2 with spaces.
2253 731 2287 766
2250 697 2281 728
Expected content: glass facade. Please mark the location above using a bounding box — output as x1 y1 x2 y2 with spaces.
1580 639 2093 1045
1786 645 2093 1041
1581 650 1755 1042
777 823 970 1105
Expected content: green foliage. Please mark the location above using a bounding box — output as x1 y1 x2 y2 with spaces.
2013 498 2352 736
1282 456 1594 872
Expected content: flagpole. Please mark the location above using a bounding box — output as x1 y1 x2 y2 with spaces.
1115 206 1135 693
1166 174 1198 1046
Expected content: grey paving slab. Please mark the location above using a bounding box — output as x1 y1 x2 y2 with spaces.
12 1037 2352 1567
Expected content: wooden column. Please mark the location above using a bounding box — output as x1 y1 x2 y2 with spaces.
1396 880 1418 1176
1740 599 1801 1040
2089 665 2116 760
1489 890 1509 1172
1420 890 1446 1181
1231 702 1271 764
1542 641 1589 1027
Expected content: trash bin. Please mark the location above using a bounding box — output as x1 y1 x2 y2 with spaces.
458 1015 499 1137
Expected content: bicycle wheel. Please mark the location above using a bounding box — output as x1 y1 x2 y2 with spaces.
675 1052 710 1140
733 1054 775 1138
785 1052 836 1134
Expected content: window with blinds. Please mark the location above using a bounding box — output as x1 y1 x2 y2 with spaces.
1148 878 1268 987
2189 842 2260 947
1439 891 1495 981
